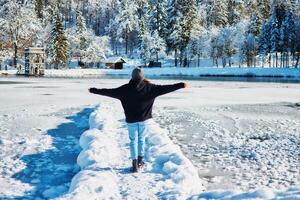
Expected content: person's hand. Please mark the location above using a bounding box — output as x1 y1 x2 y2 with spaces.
183 82 189 88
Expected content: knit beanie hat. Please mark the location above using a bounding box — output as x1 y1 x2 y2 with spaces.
131 67 144 81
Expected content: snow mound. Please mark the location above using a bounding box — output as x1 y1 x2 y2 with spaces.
61 169 121 200
145 120 204 196
57 104 205 199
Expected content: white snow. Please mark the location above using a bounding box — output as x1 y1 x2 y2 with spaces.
0 77 299 199
58 104 205 199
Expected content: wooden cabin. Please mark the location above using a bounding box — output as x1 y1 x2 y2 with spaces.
148 61 162 68
102 57 126 70
24 47 45 76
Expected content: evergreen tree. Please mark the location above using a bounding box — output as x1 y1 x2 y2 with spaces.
280 10 296 67
257 0 271 21
35 0 43 19
76 11 88 62
49 11 69 69
241 33 257 67
166 0 182 66
206 0 228 27
219 26 236 67
270 7 281 68
259 20 271 67
243 0 259 18
295 21 300 68
1 0 300 69
209 27 221 67
167 0 197 66
248 14 261 36
148 0 168 40
187 24 210 67
180 0 198 56
115 0 139 55
227 0 243 25
140 29 166 64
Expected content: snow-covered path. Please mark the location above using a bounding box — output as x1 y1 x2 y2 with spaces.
59 105 204 199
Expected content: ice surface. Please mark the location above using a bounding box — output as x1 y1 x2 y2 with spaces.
156 103 300 192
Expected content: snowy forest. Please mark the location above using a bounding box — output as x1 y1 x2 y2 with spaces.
0 0 300 69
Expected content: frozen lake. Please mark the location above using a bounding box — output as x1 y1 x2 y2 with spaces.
0 77 299 198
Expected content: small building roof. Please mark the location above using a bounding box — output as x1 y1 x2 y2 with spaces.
24 47 45 54
102 57 126 64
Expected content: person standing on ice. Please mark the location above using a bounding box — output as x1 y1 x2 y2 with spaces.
89 67 187 172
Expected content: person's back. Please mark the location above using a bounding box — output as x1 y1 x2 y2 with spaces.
89 67 187 172
119 79 155 123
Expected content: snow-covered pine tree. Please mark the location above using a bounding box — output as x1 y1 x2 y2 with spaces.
257 0 271 21
150 30 166 62
295 21 300 68
270 7 281 68
259 20 271 67
106 18 120 55
243 0 259 18
242 13 261 67
248 14 261 36
140 27 166 65
218 26 236 67
187 8 210 67
179 0 198 67
167 0 197 67
138 9 149 61
76 12 88 63
139 30 151 65
115 0 139 55
227 0 243 25
206 0 228 27
48 11 69 69
166 0 182 66
148 0 168 40
35 0 44 19
241 32 257 67
280 10 296 68
209 27 221 67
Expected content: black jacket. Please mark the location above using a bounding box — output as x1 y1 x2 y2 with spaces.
89 79 184 123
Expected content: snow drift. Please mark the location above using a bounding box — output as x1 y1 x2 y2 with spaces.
56 104 205 199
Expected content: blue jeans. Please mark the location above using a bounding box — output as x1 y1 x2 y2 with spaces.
127 121 147 160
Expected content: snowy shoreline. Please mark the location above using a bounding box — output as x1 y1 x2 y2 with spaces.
1 67 300 79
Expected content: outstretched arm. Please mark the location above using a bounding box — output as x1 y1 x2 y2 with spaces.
89 86 124 99
151 82 187 98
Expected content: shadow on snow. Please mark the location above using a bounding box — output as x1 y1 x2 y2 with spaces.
0 107 94 200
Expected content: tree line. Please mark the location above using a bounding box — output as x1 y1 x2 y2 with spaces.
0 0 300 69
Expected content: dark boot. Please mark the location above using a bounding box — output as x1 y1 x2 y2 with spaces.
131 159 138 173
137 156 145 168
